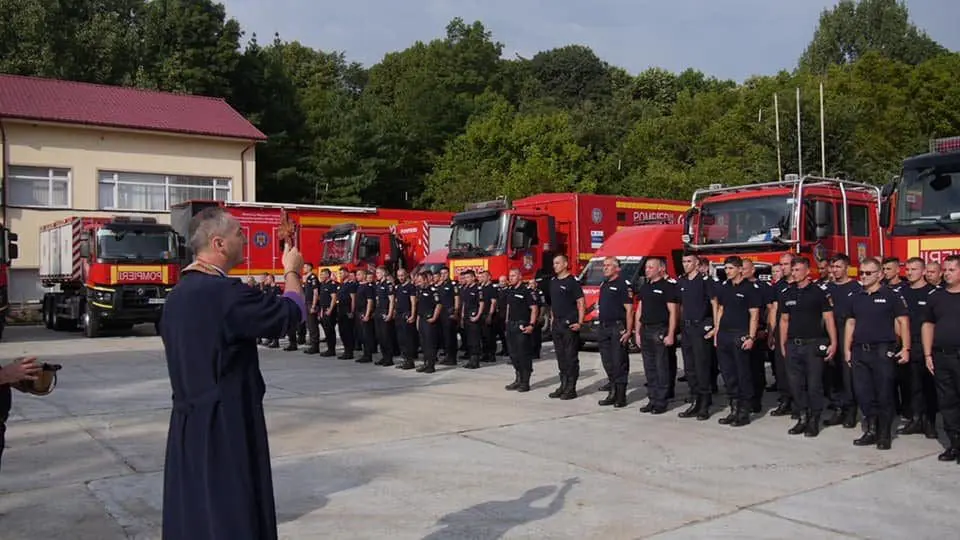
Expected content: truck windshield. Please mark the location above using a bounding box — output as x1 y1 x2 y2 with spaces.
697 195 793 246
448 213 508 258
579 258 644 287
898 162 960 225
97 228 176 262
321 232 356 265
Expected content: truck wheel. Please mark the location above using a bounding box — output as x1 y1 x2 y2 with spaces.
43 296 54 329
83 308 101 338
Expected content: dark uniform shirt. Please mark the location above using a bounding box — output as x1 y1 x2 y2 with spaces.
598 276 632 322
506 284 538 323
461 283 482 318
773 279 794 330
496 284 509 314
638 277 679 326
303 273 320 305
438 279 459 313
548 275 584 325
717 279 763 331
827 280 861 323
901 283 935 340
356 282 374 315
337 280 357 312
678 273 717 322
480 283 497 315
317 278 338 309
395 281 417 315
847 286 908 344
417 286 440 318
754 279 775 329
780 281 832 339
374 280 394 314
924 287 960 348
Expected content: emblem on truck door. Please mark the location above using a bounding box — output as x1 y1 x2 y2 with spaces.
592 208 602 224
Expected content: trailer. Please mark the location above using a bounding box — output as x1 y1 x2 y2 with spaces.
39 216 183 337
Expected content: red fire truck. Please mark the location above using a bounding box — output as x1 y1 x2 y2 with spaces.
170 200 453 277
578 223 685 344
881 136 960 264
447 194 688 280
39 216 184 337
0 226 18 341
682 176 883 279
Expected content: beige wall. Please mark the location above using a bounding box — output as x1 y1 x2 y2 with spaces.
1 120 259 302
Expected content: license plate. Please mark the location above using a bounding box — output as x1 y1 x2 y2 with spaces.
148 298 166 305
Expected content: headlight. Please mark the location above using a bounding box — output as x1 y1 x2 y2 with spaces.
92 289 114 304
160 287 173 298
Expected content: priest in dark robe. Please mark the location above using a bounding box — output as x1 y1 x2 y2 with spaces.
160 206 305 540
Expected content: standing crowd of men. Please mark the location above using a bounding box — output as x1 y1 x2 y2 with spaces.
245 250 960 462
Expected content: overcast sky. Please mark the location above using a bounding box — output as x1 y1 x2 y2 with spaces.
219 0 960 81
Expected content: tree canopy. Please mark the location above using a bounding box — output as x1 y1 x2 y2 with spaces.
1 0 957 209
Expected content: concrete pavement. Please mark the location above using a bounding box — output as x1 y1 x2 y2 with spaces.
0 325 957 539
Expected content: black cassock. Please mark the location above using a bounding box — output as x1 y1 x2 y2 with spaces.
160 268 304 540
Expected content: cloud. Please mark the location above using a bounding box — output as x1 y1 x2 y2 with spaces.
218 0 960 81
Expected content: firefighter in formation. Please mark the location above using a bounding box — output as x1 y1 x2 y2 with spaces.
248 251 960 462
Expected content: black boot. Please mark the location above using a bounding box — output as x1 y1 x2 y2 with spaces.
505 371 521 391
549 376 566 399
598 386 617 406
804 411 821 437
854 417 878 446
769 399 792 417
599 381 612 392
517 370 531 393
938 434 960 462
842 406 858 428
822 408 844 426
560 376 578 400
876 416 892 450
924 416 939 439
397 359 416 370
303 346 320 355
718 401 738 425
696 395 712 421
465 356 481 369
422 358 436 373
678 396 702 418
897 416 924 435
731 400 752 427
788 412 808 435
613 383 627 408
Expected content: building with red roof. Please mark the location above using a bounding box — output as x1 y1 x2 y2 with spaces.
0 74 266 302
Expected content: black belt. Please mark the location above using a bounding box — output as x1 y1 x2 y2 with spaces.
172 386 221 415
789 338 821 345
854 342 894 351
599 320 624 327
933 346 960 354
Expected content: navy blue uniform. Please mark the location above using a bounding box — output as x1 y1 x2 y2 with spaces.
716 278 763 419
336 280 357 358
495 283 510 355
549 275 585 391
924 287 960 446
461 283 484 366
598 276 632 388
532 286 546 358
160 266 305 540
781 281 833 417
437 279 460 365
825 279 861 415
847 285 908 444
505 284 538 388
480 282 498 362
394 281 418 365
417 285 442 372
355 281 376 362
374 280 395 365
316 278 339 354
750 280 776 408
302 273 321 350
898 283 938 428
678 273 717 403
770 279 796 410
637 277 679 410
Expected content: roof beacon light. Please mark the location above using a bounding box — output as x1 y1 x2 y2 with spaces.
930 136 960 154
465 199 509 211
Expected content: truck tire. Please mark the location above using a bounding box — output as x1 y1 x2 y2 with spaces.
43 295 54 329
83 307 101 338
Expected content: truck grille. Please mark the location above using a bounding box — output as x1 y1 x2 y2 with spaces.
121 286 161 307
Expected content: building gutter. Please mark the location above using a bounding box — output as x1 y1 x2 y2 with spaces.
0 118 7 226
239 142 256 201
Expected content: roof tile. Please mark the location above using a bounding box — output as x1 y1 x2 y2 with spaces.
0 74 266 141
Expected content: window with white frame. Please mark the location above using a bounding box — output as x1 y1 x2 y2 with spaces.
98 171 231 211
6 166 71 208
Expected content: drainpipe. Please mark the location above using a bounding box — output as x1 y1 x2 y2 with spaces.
239 142 255 202
0 118 6 226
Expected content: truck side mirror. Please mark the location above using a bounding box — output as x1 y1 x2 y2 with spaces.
2 230 17 262
176 234 187 260
814 201 831 239
880 200 891 229
880 179 897 199
79 240 90 259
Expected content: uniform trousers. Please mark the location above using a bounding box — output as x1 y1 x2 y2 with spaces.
465 316 482 359
396 314 417 361
934 348 960 439
0 385 9 471
337 309 355 355
772 328 793 403
358 316 376 360
506 322 533 374
305 309 321 348
641 325 671 408
419 316 439 366
717 330 754 403
786 339 826 413
851 342 896 424
319 309 336 352
826 321 856 409
552 321 580 381
597 320 629 385
374 314 395 361
439 313 458 363
904 349 939 421
480 316 496 361
681 320 713 399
